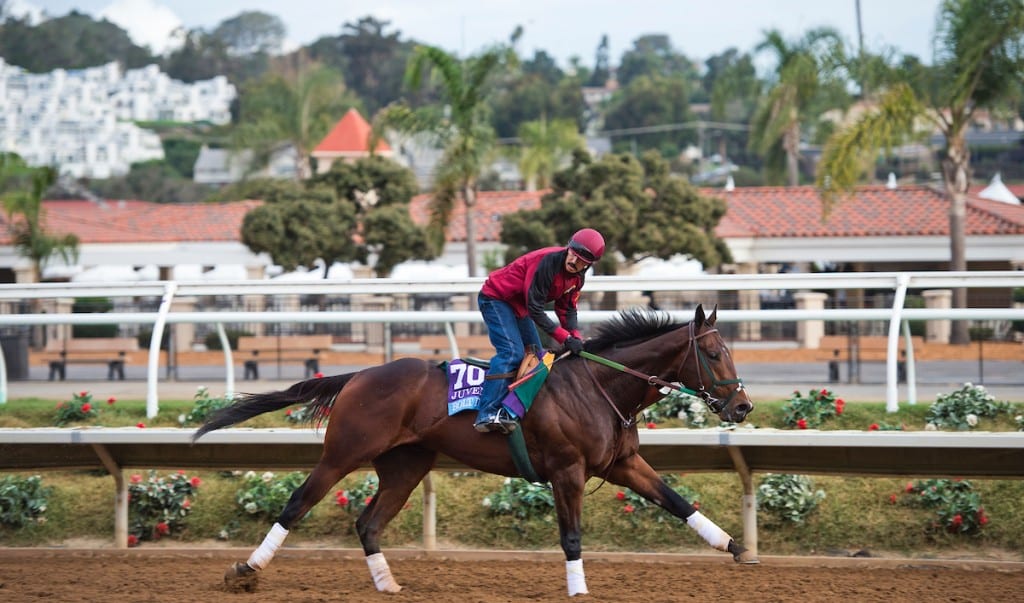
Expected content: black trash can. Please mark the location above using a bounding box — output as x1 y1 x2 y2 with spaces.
1 331 30 380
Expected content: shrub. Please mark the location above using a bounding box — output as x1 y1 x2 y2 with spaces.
53 391 100 426
757 474 825 524
333 473 379 513
613 474 701 525
482 478 555 521
648 390 708 427
203 329 251 351
0 474 52 528
898 479 988 535
926 383 1012 430
177 386 232 426
127 470 201 546
235 471 307 522
781 388 845 428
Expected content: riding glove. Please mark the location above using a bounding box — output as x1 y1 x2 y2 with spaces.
565 336 584 355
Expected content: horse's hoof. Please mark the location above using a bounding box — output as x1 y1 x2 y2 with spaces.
224 561 259 592
733 550 760 564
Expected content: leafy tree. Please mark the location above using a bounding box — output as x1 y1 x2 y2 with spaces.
161 29 237 83
749 27 847 185
817 0 1024 344
309 155 419 208
232 58 361 180
210 11 285 56
375 43 514 277
84 161 212 204
0 153 79 281
240 185 359 276
0 11 152 72
616 34 700 90
603 74 695 157
361 204 433 276
490 50 585 138
500 149 730 287
308 16 417 117
587 35 611 87
516 118 584 190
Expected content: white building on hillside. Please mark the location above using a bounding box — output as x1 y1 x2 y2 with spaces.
0 58 235 178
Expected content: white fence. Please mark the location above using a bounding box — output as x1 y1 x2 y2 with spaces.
2 271 1023 415
2 426 1022 552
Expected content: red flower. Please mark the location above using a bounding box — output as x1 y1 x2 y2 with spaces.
81 403 92 413
646 422 657 429
869 423 880 431
182 499 191 509
951 514 963 527
285 409 293 416
127 534 139 547
978 509 989 526
190 477 202 488
336 494 349 507
365 496 373 505
835 399 845 415
796 418 808 429
107 397 116 405
79 391 88 397
130 474 142 484
889 494 897 504
615 491 626 501
623 504 635 513
136 422 146 428
155 521 170 536
314 372 324 379
905 482 914 493
820 388 828 395
56 402 64 409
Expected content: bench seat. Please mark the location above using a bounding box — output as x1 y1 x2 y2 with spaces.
236 335 333 379
38 337 140 380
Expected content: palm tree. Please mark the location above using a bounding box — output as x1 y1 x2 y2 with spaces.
817 0 1024 344
374 44 513 277
0 153 78 282
750 28 846 186
233 57 359 180
517 117 584 191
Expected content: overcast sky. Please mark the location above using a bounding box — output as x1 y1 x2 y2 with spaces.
15 0 943 68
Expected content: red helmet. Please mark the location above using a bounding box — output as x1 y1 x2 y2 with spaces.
567 228 605 263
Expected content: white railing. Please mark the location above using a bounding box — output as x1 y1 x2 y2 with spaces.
2 271 1023 415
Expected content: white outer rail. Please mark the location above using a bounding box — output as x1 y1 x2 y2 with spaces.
2 427 1022 554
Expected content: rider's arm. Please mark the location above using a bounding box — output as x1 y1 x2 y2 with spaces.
526 251 566 342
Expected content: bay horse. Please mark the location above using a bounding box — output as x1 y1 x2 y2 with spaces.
194 305 756 596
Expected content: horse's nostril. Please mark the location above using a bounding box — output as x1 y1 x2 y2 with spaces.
735 403 752 415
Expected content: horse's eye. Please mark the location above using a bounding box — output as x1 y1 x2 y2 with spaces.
707 349 721 360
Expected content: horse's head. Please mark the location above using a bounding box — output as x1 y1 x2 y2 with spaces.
679 304 753 423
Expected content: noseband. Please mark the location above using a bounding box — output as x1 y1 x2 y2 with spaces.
680 322 744 415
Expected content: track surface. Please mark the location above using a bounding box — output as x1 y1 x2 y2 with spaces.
1 549 1022 602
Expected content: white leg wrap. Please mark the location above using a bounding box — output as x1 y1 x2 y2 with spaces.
566 559 588 596
366 552 402 593
686 511 732 551
246 522 288 570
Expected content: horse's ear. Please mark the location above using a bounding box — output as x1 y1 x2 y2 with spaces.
694 303 706 326
707 304 718 326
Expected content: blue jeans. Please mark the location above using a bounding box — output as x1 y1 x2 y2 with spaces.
477 293 542 418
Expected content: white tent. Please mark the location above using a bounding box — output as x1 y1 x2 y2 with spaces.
978 173 1021 205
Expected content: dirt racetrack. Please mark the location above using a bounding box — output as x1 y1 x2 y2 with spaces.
1 548 1022 603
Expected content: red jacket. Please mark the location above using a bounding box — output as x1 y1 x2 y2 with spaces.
480 247 584 343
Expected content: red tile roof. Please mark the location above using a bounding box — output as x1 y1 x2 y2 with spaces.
410 185 1024 243
313 108 391 155
0 199 261 245
410 190 545 242
709 185 1024 238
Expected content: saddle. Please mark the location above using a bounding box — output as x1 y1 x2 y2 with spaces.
466 345 542 381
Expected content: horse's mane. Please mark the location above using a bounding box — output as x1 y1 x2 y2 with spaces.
583 307 685 352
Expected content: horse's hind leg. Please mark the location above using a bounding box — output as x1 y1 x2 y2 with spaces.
358 445 438 593
606 453 759 563
224 457 364 592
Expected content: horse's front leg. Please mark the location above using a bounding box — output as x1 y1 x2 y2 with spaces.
550 465 589 596
606 453 759 564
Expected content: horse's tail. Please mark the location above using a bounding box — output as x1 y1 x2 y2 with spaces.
192 372 359 442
